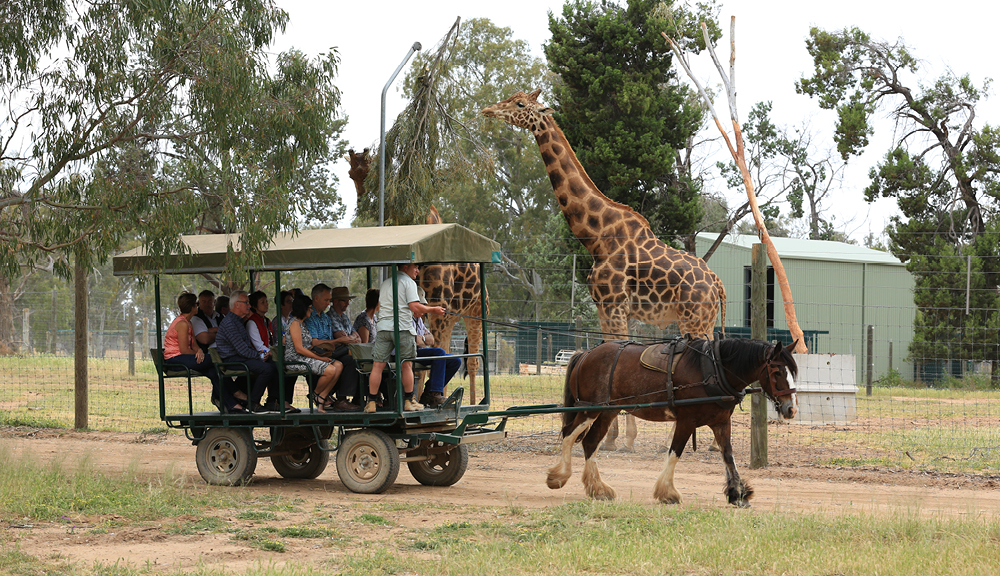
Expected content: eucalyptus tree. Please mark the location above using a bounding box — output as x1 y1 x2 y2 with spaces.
0 0 347 349
797 27 1000 378
1 0 346 280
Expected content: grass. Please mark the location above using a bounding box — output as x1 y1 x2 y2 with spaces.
0 446 272 522
3 355 1000 475
2 455 1000 576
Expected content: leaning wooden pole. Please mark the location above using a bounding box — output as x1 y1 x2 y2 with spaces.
662 18 808 353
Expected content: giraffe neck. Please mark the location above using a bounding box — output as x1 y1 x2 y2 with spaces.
535 117 642 255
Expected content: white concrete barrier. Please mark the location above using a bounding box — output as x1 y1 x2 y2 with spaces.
767 353 858 424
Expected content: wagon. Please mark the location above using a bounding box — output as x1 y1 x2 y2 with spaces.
112 224 508 493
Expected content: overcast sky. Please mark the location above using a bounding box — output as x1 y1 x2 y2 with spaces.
272 0 996 244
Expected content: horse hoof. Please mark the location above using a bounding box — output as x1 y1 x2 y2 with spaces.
588 489 616 501
655 444 670 454
546 476 567 490
734 500 751 509
599 442 617 452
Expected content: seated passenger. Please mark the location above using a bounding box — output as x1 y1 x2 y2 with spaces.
246 291 299 413
413 291 461 408
304 283 362 407
215 295 230 319
163 292 227 411
286 294 358 412
190 289 220 353
215 290 278 413
353 288 379 343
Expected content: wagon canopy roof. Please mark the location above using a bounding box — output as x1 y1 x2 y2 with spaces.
112 224 502 276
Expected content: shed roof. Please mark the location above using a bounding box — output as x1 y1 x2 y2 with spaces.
113 224 502 276
696 233 904 266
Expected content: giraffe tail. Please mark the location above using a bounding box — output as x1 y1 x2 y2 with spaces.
718 281 727 337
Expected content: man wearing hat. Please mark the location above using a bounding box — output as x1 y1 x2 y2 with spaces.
304 283 362 410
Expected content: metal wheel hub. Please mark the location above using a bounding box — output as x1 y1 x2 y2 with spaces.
208 439 239 473
346 444 380 480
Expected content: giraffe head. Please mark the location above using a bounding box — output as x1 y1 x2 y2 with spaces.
482 89 553 135
346 148 371 200
426 205 442 225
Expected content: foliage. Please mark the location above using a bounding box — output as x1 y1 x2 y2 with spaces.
797 27 1000 372
0 0 347 285
544 0 719 243
715 101 846 240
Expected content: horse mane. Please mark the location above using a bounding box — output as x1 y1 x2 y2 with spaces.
716 338 798 379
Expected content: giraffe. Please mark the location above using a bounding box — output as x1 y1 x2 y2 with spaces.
417 206 488 401
483 89 727 452
345 152 487 400
346 148 371 202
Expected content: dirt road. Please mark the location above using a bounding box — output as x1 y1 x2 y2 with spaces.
4 427 999 572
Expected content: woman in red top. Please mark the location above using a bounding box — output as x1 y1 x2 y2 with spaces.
164 293 229 411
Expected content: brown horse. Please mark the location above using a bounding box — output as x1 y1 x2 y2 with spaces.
547 338 798 507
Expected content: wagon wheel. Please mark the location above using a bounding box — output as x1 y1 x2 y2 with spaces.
271 439 330 479
407 443 469 487
196 427 258 486
335 429 400 494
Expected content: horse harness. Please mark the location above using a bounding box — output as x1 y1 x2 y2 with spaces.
571 336 794 411
571 336 746 410
639 337 746 408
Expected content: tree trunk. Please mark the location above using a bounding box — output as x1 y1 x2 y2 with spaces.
0 274 14 354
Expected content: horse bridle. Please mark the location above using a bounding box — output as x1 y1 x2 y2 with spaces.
761 359 796 412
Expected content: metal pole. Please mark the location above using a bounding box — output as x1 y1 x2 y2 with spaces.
379 42 422 228
866 325 874 396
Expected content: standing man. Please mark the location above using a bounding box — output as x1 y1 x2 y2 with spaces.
365 264 446 413
215 290 278 413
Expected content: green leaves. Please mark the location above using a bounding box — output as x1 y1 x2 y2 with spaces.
544 0 717 242
2 0 347 283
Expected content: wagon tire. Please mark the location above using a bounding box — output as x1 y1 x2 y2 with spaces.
196 427 258 486
336 429 400 494
271 439 330 479
407 443 469 487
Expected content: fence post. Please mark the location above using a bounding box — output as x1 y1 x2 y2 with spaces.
142 317 150 359
750 243 768 469
21 308 30 353
575 317 582 351
888 341 893 375
74 258 88 430
128 305 136 376
535 303 542 376
866 325 874 396
48 287 57 353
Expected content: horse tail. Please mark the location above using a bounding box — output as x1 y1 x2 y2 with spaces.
560 350 586 437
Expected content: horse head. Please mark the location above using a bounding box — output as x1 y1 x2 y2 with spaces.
761 340 799 419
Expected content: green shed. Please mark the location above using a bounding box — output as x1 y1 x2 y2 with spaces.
695 233 916 383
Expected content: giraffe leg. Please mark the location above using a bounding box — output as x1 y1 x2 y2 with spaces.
601 416 620 451
463 315 481 403
622 414 638 452
656 422 675 453
546 415 597 489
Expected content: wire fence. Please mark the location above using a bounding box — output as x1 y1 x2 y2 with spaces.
2 243 1000 477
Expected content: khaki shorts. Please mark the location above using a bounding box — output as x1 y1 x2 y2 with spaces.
373 330 416 364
